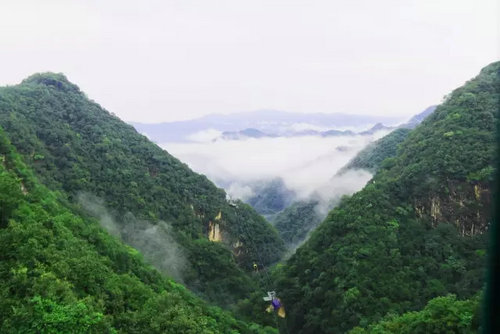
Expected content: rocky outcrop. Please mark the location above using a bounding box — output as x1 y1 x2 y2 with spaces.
414 181 490 236
208 221 222 242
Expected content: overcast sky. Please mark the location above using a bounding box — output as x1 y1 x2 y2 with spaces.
0 0 498 122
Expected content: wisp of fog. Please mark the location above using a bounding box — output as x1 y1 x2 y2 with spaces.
77 193 188 283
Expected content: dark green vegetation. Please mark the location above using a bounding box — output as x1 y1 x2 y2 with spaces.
276 62 499 333
0 129 275 333
272 107 434 252
272 200 322 249
340 128 411 174
349 294 480 334
246 178 296 219
340 105 436 175
0 73 284 314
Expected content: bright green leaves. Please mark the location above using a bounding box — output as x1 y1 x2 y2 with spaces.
349 294 479 334
28 296 106 334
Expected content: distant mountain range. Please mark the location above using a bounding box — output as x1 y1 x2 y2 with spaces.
401 105 437 129
217 106 436 140
131 110 406 143
220 126 363 140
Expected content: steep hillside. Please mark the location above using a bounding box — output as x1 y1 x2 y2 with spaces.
340 105 436 175
245 178 296 219
339 128 411 174
0 129 275 333
276 62 499 333
271 107 434 250
272 200 322 249
0 73 285 306
403 105 437 129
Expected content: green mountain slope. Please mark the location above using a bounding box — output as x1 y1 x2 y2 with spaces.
0 73 284 307
272 200 322 249
0 129 275 333
246 178 296 219
272 128 412 251
276 62 499 333
340 105 436 175
339 128 411 174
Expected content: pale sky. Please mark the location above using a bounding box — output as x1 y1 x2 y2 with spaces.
0 0 498 122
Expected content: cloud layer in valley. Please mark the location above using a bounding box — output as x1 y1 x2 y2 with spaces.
162 131 388 202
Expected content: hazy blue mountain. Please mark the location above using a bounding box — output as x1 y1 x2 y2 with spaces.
219 126 387 141
321 129 356 136
359 122 395 135
221 128 274 140
244 178 296 218
403 105 437 128
132 110 404 143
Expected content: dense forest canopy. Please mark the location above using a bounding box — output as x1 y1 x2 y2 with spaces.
275 61 499 333
339 128 411 174
0 128 276 333
0 72 284 311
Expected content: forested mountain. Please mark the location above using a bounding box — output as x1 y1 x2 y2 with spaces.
340 105 436 174
245 178 296 219
276 62 499 333
403 105 437 129
0 129 275 333
339 128 411 174
272 200 322 249
268 107 435 252
0 73 284 309
272 108 433 251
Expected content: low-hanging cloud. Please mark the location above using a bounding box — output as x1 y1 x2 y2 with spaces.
187 128 222 142
77 193 189 283
313 169 373 215
161 131 388 202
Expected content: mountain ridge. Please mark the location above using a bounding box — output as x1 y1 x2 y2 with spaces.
275 61 499 333
132 110 405 143
0 126 276 333
0 72 285 310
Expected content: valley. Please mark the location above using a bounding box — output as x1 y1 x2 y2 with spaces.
0 61 497 333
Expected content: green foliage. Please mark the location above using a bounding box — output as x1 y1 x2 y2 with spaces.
272 200 322 248
25 296 105 334
467 166 495 182
276 62 499 333
341 128 411 174
246 178 295 217
349 294 480 333
184 238 257 305
0 169 23 227
0 131 274 333
0 73 284 308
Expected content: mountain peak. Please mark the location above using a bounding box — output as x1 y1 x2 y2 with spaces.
21 72 81 93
